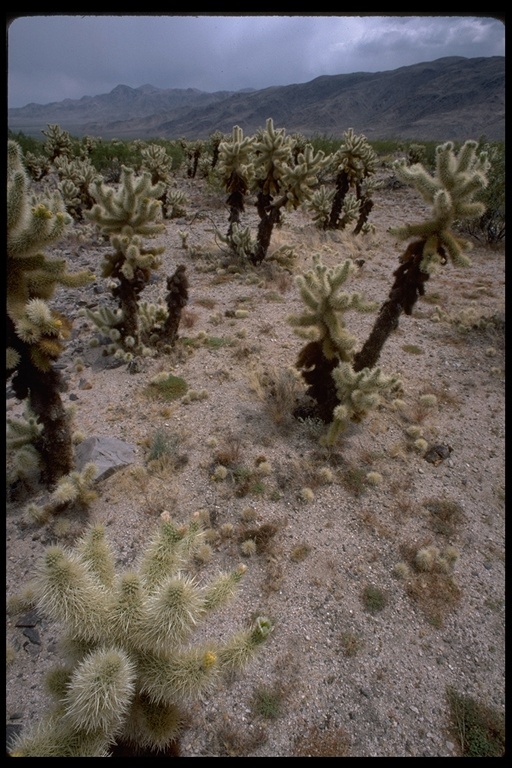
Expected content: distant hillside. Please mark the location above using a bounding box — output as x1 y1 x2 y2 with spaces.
8 56 505 142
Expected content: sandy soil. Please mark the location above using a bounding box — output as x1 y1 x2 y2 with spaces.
6 170 505 756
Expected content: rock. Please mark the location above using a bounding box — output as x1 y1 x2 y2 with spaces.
424 444 452 465
75 436 138 482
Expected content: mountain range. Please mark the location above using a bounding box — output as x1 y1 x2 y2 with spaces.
8 56 505 143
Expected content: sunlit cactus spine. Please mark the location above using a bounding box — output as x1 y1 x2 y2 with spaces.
7 140 94 486
8 518 273 756
85 166 166 358
353 139 490 372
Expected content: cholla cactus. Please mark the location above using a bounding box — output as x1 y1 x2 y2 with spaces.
325 363 401 445
180 138 204 178
354 140 490 372
218 120 327 264
23 150 51 181
290 255 381 426
217 125 255 238
25 462 98 524
42 123 73 163
323 128 378 233
85 166 166 357
206 129 225 170
140 144 174 217
251 119 327 264
390 140 490 272
6 404 44 484
8 518 273 756
307 184 336 228
54 155 99 220
7 140 94 485
165 188 188 219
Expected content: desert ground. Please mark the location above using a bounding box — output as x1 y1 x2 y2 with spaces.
6 166 505 756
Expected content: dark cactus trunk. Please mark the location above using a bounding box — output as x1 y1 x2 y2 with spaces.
294 341 340 423
162 264 189 345
327 171 350 229
7 315 74 487
353 240 431 372
112 265 149 349
250 192 282 265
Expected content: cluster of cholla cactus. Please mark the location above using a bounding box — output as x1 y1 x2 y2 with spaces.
139 143 180 219
54 154 100 220
42 123 74 164
83 166 168 360
308 127 379 233
7 140 94 485
180 138 204 178
290 255 401 443
8 517 272 757
218 118 329 264
217 125 255 241
353 139 490 372
291 140 490 443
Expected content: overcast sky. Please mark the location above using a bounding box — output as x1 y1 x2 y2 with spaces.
7 13 505 109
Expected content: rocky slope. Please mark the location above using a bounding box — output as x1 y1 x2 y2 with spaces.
8 56 505 141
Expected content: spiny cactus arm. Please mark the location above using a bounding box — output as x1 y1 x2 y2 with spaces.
323 361 402 444
201 564 247 612
83 305 123 336
139 574 206 653
217 125 255 187
32 546 114 645
138 646 220 705
73 524 116 589
61 647 137 736
109 572 148 644
8 297 65 344
120 695 183 751
280 144 329 208
110 233 165 280
334 128 377 180
252 118 293 193
290 256 374 361
216 615 273 674
8 203 71 259
6 404 43 451
391 140 490 271
42 123 73 162
307 184 336 227
45 462 98 513
86 166 165 236
8 711 112 757
141 144 173 185
139 519 203 592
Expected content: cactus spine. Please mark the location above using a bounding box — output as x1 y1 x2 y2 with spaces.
8 519 272 756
